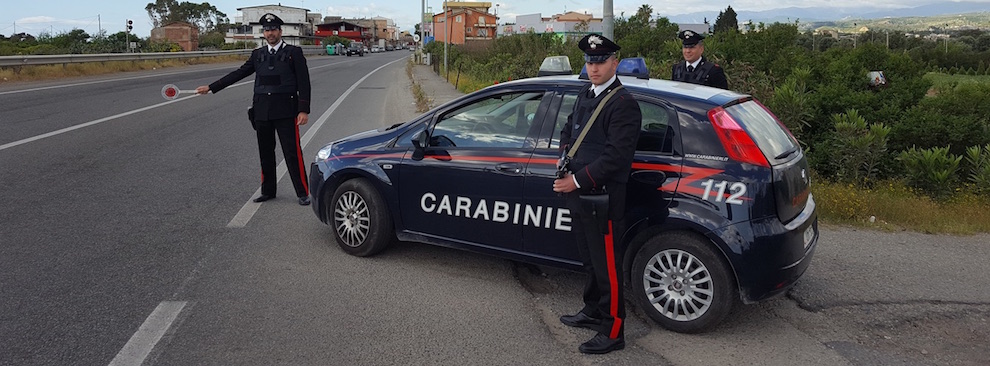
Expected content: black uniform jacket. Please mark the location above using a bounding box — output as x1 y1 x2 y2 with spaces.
208 44 311 121
560 78 642 191
671 56 728 89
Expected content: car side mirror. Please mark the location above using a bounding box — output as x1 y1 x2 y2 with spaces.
412 130 429 149
411 130 428 160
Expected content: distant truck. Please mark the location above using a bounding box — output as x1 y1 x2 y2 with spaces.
346 41 364 57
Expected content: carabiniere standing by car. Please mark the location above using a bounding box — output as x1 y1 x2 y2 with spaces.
552 34 642 355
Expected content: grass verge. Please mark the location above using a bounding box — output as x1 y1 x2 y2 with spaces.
813 179 990 234
406 58 430 113
0 55 246 84
924 72 990 92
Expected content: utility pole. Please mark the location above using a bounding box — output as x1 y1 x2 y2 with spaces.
444 1 448 76
603 0 614 39
419 0 433 49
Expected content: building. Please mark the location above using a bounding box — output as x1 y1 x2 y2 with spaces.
225 4 311 47
432 2 497 45
314 21 368 44
501 11 603 39
150 21 199 51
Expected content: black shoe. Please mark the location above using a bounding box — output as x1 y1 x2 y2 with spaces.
579 333 625 354
253 194 274 203
560 312 601 330
298 196 311 206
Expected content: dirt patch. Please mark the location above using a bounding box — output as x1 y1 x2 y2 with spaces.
819 303 990 365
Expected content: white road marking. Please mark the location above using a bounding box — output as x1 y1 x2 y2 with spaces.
0 61 363 150
226 56 408 228
0 58 349 96
0 92 203 151
0 59 362 153
107 301 187 366
0 66 232 96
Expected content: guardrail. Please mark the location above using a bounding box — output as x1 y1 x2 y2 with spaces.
0 45 327 68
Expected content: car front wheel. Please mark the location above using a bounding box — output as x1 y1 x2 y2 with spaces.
328 178 394 257
631 231 737 333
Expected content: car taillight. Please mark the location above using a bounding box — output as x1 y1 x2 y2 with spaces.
707 106 770 168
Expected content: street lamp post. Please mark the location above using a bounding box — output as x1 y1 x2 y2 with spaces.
603 0 614 39
444 1 448 77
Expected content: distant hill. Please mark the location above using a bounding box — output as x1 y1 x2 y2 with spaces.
666 1 990 25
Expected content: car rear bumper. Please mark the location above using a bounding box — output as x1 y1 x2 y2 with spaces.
714 194 819 303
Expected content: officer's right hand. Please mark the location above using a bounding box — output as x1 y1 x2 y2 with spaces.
195 86 211 95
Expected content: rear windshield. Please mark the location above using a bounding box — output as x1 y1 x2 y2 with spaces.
724 100 799 161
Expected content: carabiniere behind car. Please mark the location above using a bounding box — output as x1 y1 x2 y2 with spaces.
309 57 818 334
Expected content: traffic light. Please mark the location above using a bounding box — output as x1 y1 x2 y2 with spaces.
127 19 133 32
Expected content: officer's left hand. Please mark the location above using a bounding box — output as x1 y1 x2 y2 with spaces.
553 173 577 193
296 112 309 126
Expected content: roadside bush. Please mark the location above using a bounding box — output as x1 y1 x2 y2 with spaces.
889 82 990 155
766 67 813 141
964 144 990 194
826 109 891 185
898 146 962 200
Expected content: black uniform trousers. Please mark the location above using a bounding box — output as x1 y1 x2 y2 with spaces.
566 184 627 340
255 117 309 198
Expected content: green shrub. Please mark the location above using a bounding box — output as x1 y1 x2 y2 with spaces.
964 144 990 194
898 146 962 200
766 67 813 141
830 109 891 184
890 82 990 156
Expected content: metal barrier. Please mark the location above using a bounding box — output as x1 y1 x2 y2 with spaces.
0 45 327 67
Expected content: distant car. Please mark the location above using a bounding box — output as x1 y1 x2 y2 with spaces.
346 42 363 57
308 57 818 334
385 45 394 51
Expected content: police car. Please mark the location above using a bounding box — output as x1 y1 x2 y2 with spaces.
309 57 818 334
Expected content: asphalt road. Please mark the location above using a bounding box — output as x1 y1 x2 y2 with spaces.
1 50 988 366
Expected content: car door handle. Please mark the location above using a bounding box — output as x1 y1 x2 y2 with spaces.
494 163 523 175
631 170 667 187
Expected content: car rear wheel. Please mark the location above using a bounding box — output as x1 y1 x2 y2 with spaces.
329 178 394 257
631 231 737 333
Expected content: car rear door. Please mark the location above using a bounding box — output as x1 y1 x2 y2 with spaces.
396 89 552 252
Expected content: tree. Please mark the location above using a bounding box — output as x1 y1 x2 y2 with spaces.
713 6 739 34
145 0 229 33
633 4 653 24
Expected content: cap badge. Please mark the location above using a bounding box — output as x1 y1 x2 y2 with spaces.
588 35 602 49
684 30 694 37
265 14 275 21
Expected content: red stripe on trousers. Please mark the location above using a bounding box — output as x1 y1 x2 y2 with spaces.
605 220 622 339
295 124 309 195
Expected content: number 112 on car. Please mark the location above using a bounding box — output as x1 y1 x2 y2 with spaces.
699 179 747 205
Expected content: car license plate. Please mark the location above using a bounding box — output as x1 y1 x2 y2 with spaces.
803 226 815 248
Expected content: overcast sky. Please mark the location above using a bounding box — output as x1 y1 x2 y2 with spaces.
1 0 982 38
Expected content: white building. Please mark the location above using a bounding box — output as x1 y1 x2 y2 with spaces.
225 5 311 46
501 12 603 39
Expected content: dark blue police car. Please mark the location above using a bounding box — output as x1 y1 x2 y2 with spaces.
309 57 818 334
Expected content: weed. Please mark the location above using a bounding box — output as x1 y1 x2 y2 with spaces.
813 178 990 234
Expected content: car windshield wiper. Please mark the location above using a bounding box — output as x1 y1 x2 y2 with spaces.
774 146 798 160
